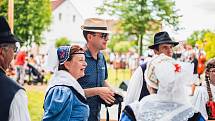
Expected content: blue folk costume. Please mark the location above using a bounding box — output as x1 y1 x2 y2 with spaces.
43 70 89 121
43 46 89 121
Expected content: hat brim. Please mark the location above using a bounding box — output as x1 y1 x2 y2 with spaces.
148 41 179 49
0 35 19 44
81 26 111 33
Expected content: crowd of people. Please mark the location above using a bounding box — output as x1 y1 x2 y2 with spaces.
1 15 215 121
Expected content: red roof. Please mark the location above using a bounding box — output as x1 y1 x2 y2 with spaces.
51 0 65 10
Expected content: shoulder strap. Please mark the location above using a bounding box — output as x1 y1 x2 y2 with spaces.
122 105 136 121
187 112 204 121
139 63 150 101
44 85 87 108
105 100 122 121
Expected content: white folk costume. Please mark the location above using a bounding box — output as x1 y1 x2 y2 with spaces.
192 84 215 119
121 54 205 121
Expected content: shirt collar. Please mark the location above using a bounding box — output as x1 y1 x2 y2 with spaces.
85 49 103 60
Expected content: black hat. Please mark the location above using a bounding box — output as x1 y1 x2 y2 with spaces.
0 16 19 44
148 31 179 49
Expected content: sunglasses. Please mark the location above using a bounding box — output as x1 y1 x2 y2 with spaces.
93 33 108 39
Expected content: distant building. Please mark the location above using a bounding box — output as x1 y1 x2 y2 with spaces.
40 0 118 54
41 0 86 53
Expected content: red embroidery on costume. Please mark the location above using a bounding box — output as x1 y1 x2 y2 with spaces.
59 51 65 58
174 64 181 72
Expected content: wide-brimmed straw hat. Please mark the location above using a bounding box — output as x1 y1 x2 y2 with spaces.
148 31 179 49
0 16 20 44
81 18 111 33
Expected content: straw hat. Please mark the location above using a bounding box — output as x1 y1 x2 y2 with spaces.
81 18 111 33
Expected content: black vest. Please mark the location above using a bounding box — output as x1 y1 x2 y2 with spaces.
139 63 150 101
0 69 23 121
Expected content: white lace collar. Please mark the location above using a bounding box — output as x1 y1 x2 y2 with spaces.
46 70 86 98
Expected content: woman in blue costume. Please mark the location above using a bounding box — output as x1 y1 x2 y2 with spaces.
43 45 89 121
121 54 205 121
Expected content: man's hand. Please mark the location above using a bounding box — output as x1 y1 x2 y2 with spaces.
98 87 115 105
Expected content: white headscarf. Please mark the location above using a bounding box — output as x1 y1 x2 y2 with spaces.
130 54 198 121
144 54 194 104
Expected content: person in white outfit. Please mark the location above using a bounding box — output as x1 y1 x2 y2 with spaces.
120 54 205 121
192 58 215 120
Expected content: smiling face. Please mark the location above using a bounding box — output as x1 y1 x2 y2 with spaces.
64 53 87 79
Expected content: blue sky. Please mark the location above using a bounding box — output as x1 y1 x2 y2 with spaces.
72 0 215 41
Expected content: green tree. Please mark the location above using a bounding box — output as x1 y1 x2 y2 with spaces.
0 0 52 46
108 33 130 51
187 30 209 47
113 41 132 53
97 0 180 55
203 32 215 59
55 37 71 48
187 30 215 60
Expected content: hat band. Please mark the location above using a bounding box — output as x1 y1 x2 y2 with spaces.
83 26 107 30
0 31 12 37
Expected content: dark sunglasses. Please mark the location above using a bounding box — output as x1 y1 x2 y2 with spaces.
92 33 108 39
101 33 108 39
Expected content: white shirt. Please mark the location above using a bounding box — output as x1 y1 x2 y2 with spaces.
192 84 215 119
125 66 143 105
9 89 31 121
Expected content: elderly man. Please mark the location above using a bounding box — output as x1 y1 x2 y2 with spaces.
0 16 30 121
78 18 115 121
125 31 179 105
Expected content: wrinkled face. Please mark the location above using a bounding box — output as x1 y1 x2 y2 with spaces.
90 32 109 50
65 53 87 79
208 67 215 85
156 44 174 57
0 43 16 70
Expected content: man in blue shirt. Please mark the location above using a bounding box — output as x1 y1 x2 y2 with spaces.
78 18 115 121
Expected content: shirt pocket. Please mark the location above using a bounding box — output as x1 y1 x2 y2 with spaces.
97 66 106 84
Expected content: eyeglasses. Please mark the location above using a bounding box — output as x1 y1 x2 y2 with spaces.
93 33 108 39
0 44 18 52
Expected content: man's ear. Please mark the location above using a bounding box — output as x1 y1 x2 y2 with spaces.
87 34 93 42
0 48 3 55
154 49 158 54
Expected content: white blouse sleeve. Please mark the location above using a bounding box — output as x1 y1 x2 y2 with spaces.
125 66 143 105
9 89 31 121
191 86 208 119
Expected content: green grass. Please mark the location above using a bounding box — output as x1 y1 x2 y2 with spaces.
27 68 131 121
108 68 131 86
26 86 45 121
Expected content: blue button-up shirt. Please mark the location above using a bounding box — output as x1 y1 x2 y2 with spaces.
78 49 108 121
